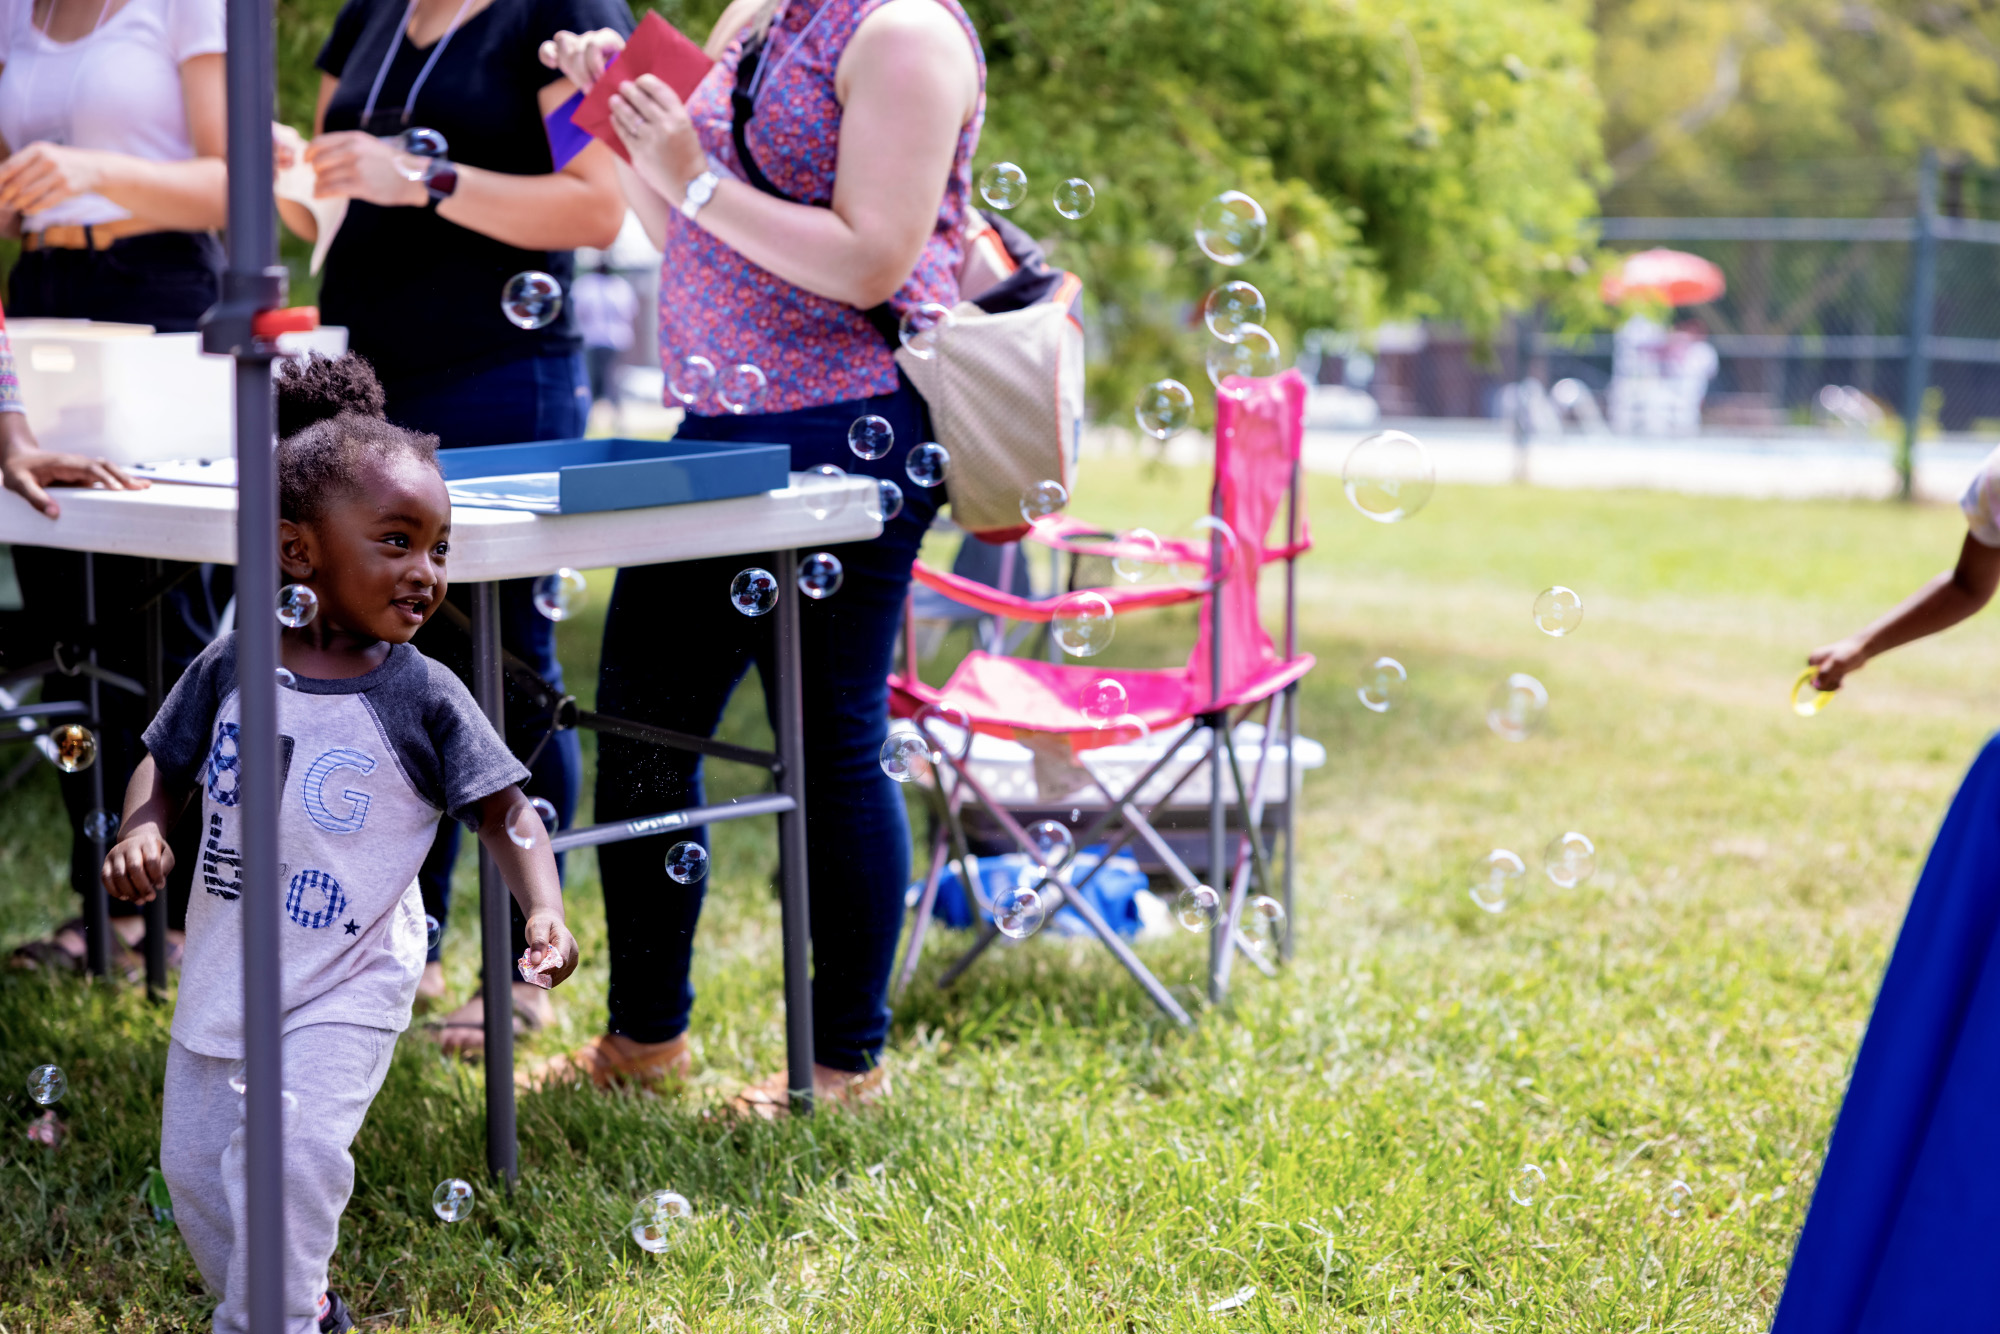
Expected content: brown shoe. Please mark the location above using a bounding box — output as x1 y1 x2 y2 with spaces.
521 1031 692 1092
725 1062 890 1122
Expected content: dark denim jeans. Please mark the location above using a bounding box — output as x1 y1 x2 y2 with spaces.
381 349 590 961
594 380 938 1071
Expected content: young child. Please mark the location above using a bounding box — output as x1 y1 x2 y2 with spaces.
102 359 578 1334
1806 455 2000 689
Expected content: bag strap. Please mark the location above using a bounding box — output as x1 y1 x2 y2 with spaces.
731 30 904 349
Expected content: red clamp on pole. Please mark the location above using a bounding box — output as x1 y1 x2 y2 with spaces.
251 306 320 340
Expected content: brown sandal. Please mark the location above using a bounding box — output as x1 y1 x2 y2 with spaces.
426 989 552 1059
723 1062 890 1122
520 1032 691 1092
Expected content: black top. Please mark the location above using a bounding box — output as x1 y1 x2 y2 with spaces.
317 0 635 385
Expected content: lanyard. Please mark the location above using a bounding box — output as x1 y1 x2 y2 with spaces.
746 0 832 101
360 0 478 128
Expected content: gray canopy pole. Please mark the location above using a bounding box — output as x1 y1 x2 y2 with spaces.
201 0 287 1326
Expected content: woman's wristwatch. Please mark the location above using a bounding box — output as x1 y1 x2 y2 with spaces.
680 170 720 221
423 157 459 209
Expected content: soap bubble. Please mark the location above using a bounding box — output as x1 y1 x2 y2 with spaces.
1245 894 1286 948
798 552 844 600
872 478 905 522
533 568 587 621
506 804 542 850
1342 430 1436 522
529 796 558 831
1487 674 1548 742
83 809 118 842
1195 190 1268 265
392 127 448 179
46 723 97 774
664 841 708 885
1080 677 1129 726
905 442 950 488
879 729 933 784
424 914 442 950
1470 849 1525 913
630 1189 693 1253
1532 586 1584 637
1108 713 1152 744
730 568 780 617
1026 819 1075 868
1112 527 1163 582
26 1064 65 1105
1543 831 1596 888
501 271 563 330
1171 515 1241 583
1020 479 1068 524
277 583 318 628
667 354 716 406
431 1178 475 1222
1134 379 1195 440
1509 1163 1546 1207
898 303 955 360
275 667 298 690
1791 668 1833 717
1203 281 1266 342
803 463 850 521
1356 657 1407 713
1051 591 1115 657
1052 177 1095 219
993 883 1047 939
977 161 1027 209
848 414 894 461
1205 325 1282 391
1175 883 1221 932
716 362 767 415
1664 1180 1694 1219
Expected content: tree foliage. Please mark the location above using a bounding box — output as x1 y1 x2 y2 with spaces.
275 0 1609 408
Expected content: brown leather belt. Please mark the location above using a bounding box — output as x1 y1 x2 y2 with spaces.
23 219 170 251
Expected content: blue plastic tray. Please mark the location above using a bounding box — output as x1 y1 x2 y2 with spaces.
437 437 790 514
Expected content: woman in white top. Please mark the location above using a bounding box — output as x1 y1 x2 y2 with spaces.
0 0 227 980
0 0 228 330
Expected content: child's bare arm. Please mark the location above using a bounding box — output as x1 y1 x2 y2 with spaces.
102 754 191 904
1809 533 2000 690
473 786 579 988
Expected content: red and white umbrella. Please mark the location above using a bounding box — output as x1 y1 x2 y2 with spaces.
1600 248 1727 306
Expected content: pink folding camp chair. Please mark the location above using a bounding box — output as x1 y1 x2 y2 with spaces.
889 370 1315 1022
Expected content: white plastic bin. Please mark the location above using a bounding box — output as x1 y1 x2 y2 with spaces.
8 319 348 465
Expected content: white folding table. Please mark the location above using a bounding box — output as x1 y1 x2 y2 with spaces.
0 472 882 1175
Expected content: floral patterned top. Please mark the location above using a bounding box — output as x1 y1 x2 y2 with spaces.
659 0 984 416
0 306 22 415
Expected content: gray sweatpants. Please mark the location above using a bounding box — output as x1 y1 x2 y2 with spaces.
162 1024 397 1334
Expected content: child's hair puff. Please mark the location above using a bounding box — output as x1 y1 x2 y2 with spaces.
274 353 442 524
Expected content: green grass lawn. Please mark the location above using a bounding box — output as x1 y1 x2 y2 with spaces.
5 459 1997 1331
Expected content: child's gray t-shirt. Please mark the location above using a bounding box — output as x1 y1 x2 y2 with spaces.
144 634 528 1059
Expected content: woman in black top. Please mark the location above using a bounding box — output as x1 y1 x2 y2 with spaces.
278 0 631 1042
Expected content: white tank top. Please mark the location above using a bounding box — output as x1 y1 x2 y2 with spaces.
0 0 225 229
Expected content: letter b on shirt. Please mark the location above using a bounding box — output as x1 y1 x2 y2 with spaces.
302 748 376 833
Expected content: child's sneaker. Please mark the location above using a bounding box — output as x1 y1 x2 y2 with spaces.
318 1291 353 1333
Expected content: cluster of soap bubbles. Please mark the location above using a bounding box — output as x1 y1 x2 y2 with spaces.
1469 832 1596 913
975 162 1096 220
533 568 587 622
1508 1162 1694 1220
502 271 563 331
666 354 767 414
429 1177 706 1248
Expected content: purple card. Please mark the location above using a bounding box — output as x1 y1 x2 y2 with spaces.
544 90 594 172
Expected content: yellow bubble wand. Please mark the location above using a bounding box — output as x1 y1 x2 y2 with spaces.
1791 667 1834 717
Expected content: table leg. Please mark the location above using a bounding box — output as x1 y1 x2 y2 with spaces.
82 552 110 978
472 581 518 1185
772 549 816 1113
142 558 168 997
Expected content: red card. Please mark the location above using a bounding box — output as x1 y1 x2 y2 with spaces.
570 12 716 164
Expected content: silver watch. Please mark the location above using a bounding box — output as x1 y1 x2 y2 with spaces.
680 170 720 221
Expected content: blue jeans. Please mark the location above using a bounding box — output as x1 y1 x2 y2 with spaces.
594 381 938 1071
381 350 591 961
